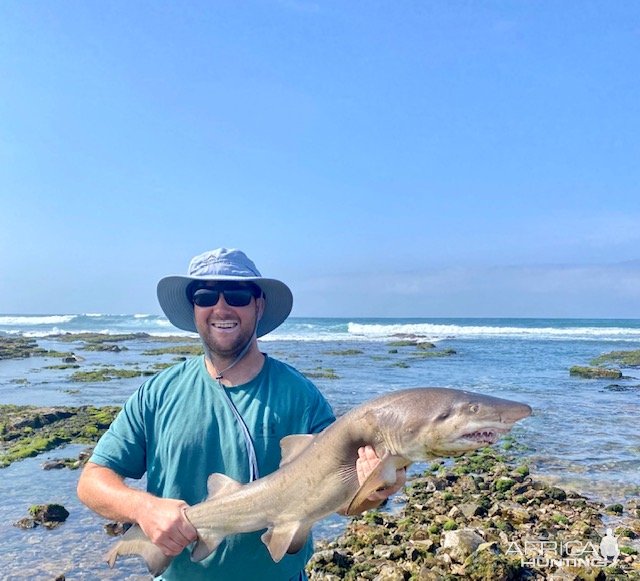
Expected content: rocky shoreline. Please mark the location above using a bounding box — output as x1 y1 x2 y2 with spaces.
307 446 640 580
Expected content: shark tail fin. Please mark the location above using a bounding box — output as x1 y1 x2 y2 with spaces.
261 522 310 562
105 524 172 576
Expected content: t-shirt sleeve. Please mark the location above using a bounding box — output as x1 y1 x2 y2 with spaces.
89 386 148 479
307 388 336 434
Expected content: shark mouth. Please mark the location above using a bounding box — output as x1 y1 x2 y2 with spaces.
461 428 507 445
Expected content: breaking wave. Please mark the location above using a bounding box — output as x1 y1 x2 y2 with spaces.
347 321 640 342
0 315 77 326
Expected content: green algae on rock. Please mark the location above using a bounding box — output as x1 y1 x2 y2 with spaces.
0 405 119 467
0 337 47 360
142 344 204 357
591 350 640 368
70 367 155 382
570 366 623 379
413 348 457 359
387 340 419 347
323 349 364 356
303 367 339 380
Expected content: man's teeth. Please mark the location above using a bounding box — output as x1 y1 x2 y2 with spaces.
213 321 237 329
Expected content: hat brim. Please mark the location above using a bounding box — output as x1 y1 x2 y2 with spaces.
157 275 293 337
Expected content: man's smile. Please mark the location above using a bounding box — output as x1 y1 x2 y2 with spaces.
211 320 239 331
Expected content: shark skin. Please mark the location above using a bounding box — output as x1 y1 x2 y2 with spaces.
106 387 532 575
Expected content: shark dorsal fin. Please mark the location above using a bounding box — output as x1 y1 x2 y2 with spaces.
279 434 316 467
345 451 404 515
206 473 243 500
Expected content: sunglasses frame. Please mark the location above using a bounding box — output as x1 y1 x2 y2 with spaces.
189 283 262 308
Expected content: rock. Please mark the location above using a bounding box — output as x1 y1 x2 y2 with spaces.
547 486 567 501
13 517 37 529
30 504 70 524
0 405 119 467
459 502 484 518
569 365 622 379
373 545 404 560
463 542 522 580
14 504 70 531
606 503 624 515
372 564 406 581
502 502 532 524
78 447 94 466
104 522 132 536
42 459 68 470
441 528 484 563
307 549 354 577
494 477 515 492
0 337 46 360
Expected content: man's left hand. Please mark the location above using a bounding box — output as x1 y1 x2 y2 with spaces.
356 445 407 502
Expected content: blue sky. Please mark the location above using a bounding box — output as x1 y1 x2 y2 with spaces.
1 1 639 317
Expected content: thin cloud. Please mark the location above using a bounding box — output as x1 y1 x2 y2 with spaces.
293 261 640 318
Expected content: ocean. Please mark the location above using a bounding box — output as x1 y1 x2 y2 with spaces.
1 314 639 579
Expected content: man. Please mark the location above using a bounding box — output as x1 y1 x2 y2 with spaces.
77 248 404 580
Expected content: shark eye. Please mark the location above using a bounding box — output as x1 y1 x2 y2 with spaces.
469 403 480 414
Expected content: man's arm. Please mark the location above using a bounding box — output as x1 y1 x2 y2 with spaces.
77 462 197 556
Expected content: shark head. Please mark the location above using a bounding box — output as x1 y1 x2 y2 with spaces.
377 388 532 460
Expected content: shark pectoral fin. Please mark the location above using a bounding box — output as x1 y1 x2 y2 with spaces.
279 434 316 467
105 524 172 576
206 473 243 500
345 453 402 516
191 529 225 562
260 522 303 562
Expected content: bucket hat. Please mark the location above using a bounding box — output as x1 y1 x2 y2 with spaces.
157 248 293 337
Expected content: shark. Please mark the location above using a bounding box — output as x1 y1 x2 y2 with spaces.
106 387 532 575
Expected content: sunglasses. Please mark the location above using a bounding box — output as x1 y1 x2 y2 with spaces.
190 285 261 308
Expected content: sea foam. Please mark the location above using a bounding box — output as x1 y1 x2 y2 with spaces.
347 322 640 342
0 315 77 326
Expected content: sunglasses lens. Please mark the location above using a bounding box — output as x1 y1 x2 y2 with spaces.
192 289 220 307
222 289 254 307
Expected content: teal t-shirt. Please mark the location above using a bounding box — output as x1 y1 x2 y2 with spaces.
90 354 335 580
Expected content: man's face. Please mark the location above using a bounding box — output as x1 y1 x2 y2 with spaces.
192 282 264 361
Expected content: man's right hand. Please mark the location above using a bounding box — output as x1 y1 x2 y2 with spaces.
136 497 198 557
77 463 199 558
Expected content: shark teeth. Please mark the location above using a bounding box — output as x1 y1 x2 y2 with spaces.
462 429 504 444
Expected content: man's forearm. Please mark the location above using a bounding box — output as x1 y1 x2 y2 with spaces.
78 462 198 556
77 462 154 523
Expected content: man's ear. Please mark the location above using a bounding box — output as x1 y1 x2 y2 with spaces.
255 296 265 321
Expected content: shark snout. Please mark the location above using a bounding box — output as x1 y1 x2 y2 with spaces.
500 402 532 424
